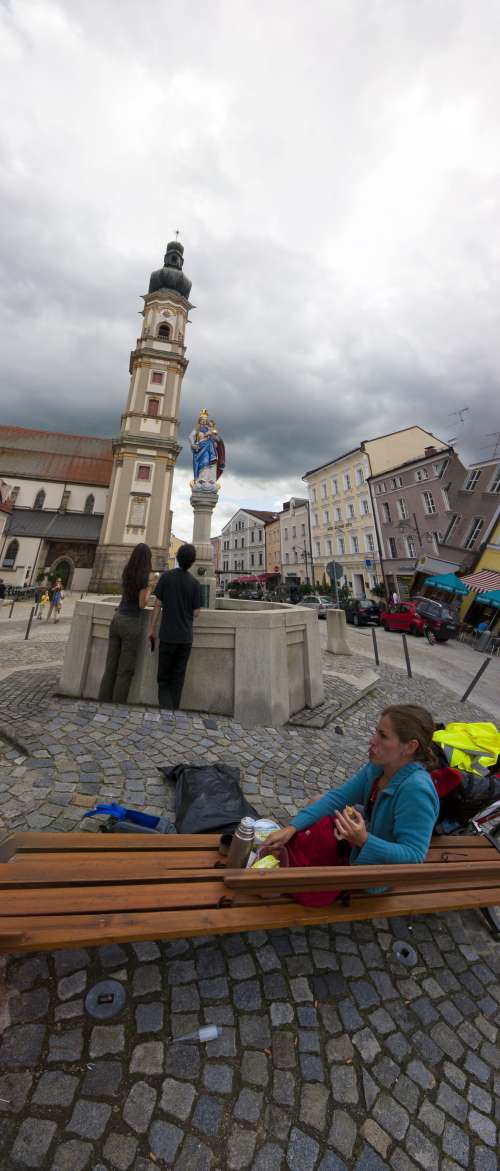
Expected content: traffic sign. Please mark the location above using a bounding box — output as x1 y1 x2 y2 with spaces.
326 561 344 581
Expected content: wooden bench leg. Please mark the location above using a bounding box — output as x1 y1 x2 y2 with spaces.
478 906 500 938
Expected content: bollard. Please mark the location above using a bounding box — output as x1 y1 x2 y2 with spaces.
402 633 412 678
8 598 16 618
460 657 491 703
371 626 380 666
24 606 35 640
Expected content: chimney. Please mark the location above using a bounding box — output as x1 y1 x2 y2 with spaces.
424 446 437 456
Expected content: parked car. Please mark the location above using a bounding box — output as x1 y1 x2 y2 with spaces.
380 599 458 642
344 598 381 626
301 594 336 619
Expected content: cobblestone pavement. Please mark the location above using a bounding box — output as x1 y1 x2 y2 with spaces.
0 649 499 1170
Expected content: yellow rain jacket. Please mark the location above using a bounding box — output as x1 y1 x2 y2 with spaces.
433 722 500 776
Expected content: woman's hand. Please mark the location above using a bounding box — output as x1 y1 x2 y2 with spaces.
334 808 368 849
262 826 297 852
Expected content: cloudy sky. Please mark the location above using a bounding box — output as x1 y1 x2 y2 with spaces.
1 0 499 538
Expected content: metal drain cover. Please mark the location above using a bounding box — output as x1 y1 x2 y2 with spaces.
85 979 127 1020
392 940 418 968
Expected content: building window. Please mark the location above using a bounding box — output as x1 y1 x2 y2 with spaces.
335 507 342 523
463 469 480 492
388 537 398 558
351 535 359 554
292 525 296 538
343 472 351 491
151 371 163 384
251 530 254 542
381 502 391 523
284 527 288 540
258 529 262 540
406 535 416 558
311 487 316 503
250 553 255 567
434 458 449 478
321 481 327 498
389 475 402 489
441 486 450 511
315 541 321 557
323 510 329 525
397 498 409 520
374 484 382 495
365 532 375 553
84 494 95 515
415 468 429 482
129 498 147 527
464 517 484 549
355 466 365 485
147 397 160 417
361 498 370 515
137 465 151 481
338 537 345 555
347 503 355 519
157 323 171 339
234 538 238 549
488 465 500 494
241 537 244 547
443 513 461 543
2 539 19 568
301 523 305 535
34 489 45 510
422 490 436 516
331 478 338 495
326 538 333 556
285 552 289 564
258 552 263 565
313 512 319 528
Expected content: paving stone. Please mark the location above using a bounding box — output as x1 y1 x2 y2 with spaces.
123 1081 157 1133
228 954 257 979
271 1002 294 1026
417 1101 445 1136
298 1029 320 1053
362 1069 379 1111
103 1131 138 1170
160 1077 196 1121
235 1087 264 1123
300 1054 325 1082
57 970 88 1001
354 1145 388 1171
299 1083 330 1131
32 1070 79 1107
468 1083 492 1113
389 1151 420 1171
287 1126 320 1171
171 984 200 1012
338 999 363 1031
290 977 313 1002
385 1031 410 1061
164 1042 200 1079
89 1025 124 1058
135 1001 163 1033
48 1026 84 1063
361 1119 391 1157
369 1007 396 1035
0 1023 45 1067
372 1055 399 1089
330 1065 358 1105
0 1070 33 1113
352 1027 380 1063
67 1098 112 1139
264 1102 293 1142
468 1108 497 1146
326 1035 354 1063
203 1062 233 1094
10 986 50 1023
241 1050 269 1085
227 1122 257 1169
9 954 50 991
274 1070 296 1106
373 1093 409 1141
11 1117 57 1167
465 1051 490 1083
81 1060 123 1097
233 980 262 1011
317 1155 348 1171
192 1093 225 1136
54 949 91 978
132 964 161 995
132 940 160 961
442 1121 469 1167
50 1139 93 1171
436 1082 467 1123
148 1119 183 1164
273 1032 296 1069
404 1125 439 1170
393 1074 420 1113
130 1040 163 1075
473 1147 498 1171
240 1015 271 1049
442 1061 466 1092
251 1143 285 1171
174 1135 214 1171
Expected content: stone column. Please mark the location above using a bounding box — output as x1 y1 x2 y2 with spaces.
190 485 218 608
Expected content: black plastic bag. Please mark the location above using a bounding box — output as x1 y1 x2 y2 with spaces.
159 763 259 834
440 772 500 826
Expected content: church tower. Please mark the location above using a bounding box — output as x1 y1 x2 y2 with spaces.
90 240 193 589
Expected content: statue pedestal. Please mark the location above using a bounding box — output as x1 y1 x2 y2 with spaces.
190 484 218 607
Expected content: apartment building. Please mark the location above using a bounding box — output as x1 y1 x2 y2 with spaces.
218 508 277 588
438 458 500 571
279 498 312 584
303 427 448 596
265 515 282 577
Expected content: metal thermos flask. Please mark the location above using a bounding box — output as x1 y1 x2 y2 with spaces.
226 817 255 869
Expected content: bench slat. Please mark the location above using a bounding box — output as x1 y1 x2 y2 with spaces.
2 885 499 953
225 859 500 893
8 832 221 852
1 853 222 883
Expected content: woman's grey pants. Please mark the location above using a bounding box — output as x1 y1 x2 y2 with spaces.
98 612 142 704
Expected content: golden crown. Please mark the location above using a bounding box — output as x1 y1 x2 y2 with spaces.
199 408 209 419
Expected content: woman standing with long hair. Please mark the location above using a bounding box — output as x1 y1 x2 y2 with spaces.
98 543 152 704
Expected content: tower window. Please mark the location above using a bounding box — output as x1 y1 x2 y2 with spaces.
151 371 163 384
147 398 160 417
3 539 19 568
84 494 95 514
157 323 171 339
34 489 45 510
137 465 151 481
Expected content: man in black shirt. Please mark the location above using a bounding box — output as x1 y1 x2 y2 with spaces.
148 543 201 710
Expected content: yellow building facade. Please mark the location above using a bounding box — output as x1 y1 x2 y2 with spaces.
303 427 448 596
265 517 281 575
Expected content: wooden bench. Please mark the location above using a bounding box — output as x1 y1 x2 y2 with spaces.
1 831 499 954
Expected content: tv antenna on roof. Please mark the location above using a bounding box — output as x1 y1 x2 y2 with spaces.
446 437 458 445
448 407 469 424
481 431 500 459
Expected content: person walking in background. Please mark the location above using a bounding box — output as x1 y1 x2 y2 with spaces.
148 543 201 710
98 543 152 704
37 588 50 620
46 578 63 622
51 582 64 623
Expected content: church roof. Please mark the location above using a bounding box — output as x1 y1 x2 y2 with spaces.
148 240 192 299
6 508 103 541
0 426 113 487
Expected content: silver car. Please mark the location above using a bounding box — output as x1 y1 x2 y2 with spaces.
301 594 336 619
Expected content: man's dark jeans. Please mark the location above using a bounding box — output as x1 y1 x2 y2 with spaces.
158 641 192 710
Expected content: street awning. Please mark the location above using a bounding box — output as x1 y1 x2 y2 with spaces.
461 569 500 593
476 590 500 609
423 572 469 595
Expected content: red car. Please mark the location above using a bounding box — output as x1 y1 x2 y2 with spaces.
380 601 427 637
380 600 458 642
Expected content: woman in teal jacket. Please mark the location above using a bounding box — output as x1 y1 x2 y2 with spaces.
265 704 440 867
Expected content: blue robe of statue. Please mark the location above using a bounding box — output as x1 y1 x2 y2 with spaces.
191 424 218 481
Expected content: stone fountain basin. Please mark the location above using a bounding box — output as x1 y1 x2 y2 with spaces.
59 598 324 728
